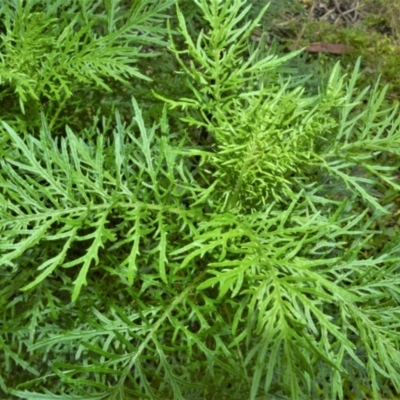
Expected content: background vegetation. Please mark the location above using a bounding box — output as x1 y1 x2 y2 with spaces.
1 0 400 399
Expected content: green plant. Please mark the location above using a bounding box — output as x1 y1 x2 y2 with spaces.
1 0 400 399
0 0 173 133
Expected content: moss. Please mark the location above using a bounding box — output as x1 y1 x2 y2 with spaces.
287 1 400 103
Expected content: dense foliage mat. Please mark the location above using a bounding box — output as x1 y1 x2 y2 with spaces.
1 0 400 399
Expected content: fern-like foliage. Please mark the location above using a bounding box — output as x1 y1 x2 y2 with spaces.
1 0 400 400
0 99 207 398
161 0 400 214
0 0 173 132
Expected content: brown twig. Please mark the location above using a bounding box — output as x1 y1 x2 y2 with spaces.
293 0 316 49
332 0 347 24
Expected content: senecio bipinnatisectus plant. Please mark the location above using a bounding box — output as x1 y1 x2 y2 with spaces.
1 0 400 399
